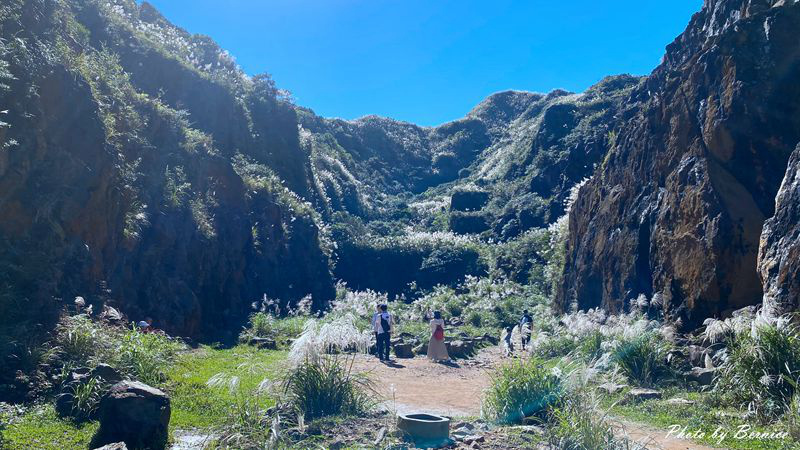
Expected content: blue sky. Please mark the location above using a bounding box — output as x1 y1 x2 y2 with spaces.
143 0 702 126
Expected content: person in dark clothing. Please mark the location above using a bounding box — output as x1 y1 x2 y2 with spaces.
371 303 382 360
519 310 532 350
373 304 393 362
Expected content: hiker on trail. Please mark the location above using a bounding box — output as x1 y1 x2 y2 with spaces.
371 303 384 360
503 325 514 356
519 310 532 350
427 310 449 362
374 304 393 362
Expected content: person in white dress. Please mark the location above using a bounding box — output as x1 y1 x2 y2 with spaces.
427 311 449 362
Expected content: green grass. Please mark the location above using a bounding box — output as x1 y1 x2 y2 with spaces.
164 345 287 431
1 405 98 450
601 389 797 449
1 346 287 448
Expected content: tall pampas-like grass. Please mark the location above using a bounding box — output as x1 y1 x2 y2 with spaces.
288 314 372 367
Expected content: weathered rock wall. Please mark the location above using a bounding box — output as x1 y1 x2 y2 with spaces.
560 0 800 328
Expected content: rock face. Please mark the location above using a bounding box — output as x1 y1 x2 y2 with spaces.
0 0 334 340
92 381 171 450
759 143 800 316
560 0 800 328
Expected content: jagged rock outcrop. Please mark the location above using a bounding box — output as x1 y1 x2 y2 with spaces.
0 0 334 340
759 143 800 315
560 0 800 328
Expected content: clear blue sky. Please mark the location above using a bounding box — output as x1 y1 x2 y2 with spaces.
142 0 702 126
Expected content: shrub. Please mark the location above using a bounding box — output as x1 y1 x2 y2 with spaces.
532 333 579 358
611 332 671 387
239 312 307 344
445 299 464 318
466 310 483 327
577 330 605 362
716 321 800 420
482 358 564 425
283 355 374 421
288 315 371 366
208 373 275 448
60 377 106 422
115 329 182 385
548 391 639 450
53 315 113 366
50 315 183 387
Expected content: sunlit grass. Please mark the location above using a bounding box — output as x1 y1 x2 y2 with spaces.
1 405 98 450
164 345 287 431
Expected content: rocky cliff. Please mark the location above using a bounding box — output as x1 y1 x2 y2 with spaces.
4 0 798 341
759 143 800 316
559 0 800 328
0 0 333 340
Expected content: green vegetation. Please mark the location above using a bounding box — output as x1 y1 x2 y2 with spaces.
612 331 672 387
51 314 183 386
282 355 374 421
548 392 634 450
238 312 307 346
716 321 800 421
1 405 99 450
482 358 564 425
604 390 793 449
165 345 285 431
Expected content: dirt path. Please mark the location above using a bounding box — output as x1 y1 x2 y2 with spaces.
615 419 719 450
352 345 717 450
350 345 503 417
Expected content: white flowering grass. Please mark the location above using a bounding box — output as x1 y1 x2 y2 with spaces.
715 315 800 420
288 314 372 367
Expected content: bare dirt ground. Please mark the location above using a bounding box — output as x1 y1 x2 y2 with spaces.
350 345 502 417
351 344 719 449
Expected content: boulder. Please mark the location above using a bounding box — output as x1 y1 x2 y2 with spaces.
248 337 277 350
446 340 474 359
482 333 499 345
413 343 427 356
627 388 662 401
685 367 717 386
92 443 128 450
390 337 405 346
393 343 414 359
91 364 122 384
666 349 691 371
92 381 171 449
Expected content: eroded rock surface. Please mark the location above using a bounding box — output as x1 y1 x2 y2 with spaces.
759 143 800 315
560 0 800 328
